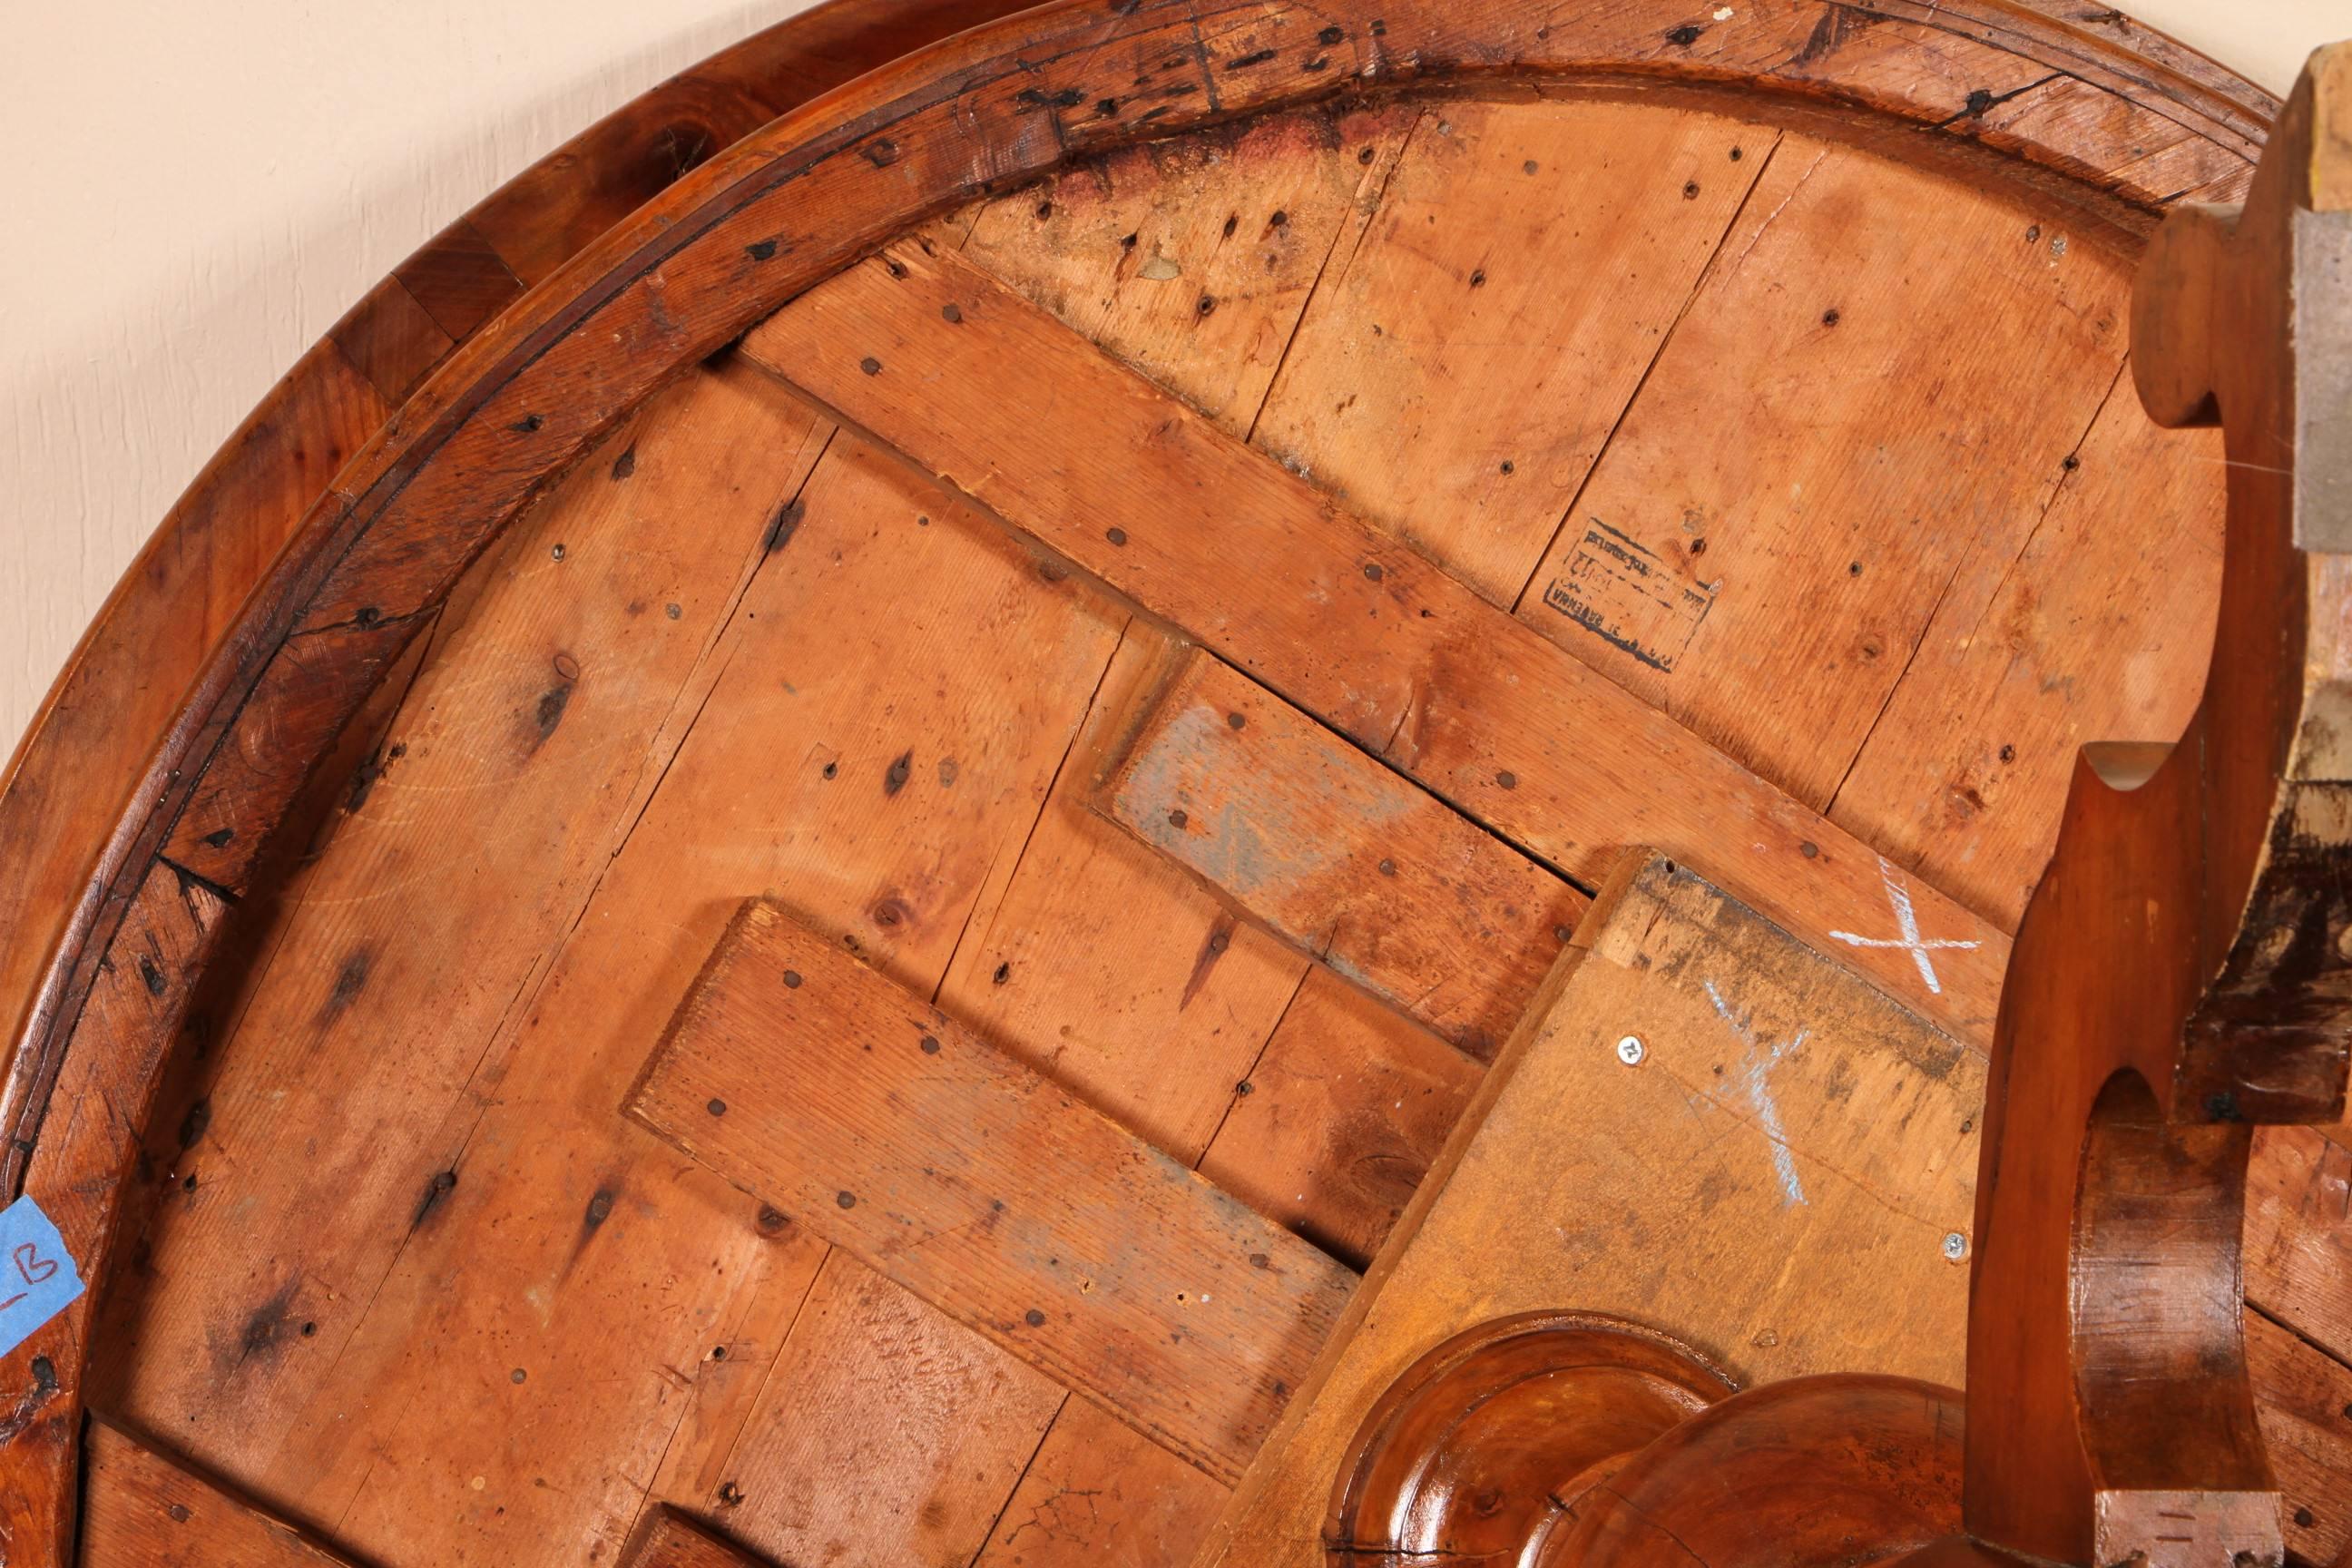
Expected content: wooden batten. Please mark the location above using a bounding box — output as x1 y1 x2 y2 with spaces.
1095 646 1586 1061
622 1507 771 1568
626 898 1360 1485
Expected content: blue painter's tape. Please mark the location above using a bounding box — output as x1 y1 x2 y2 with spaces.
0 1196 83 1360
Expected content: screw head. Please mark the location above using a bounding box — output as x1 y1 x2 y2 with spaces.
1942 1231 1968 1261
1615 1035 1645 1066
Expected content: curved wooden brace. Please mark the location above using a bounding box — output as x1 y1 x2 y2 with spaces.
1962 43 2352 1565
0 0 2294 1557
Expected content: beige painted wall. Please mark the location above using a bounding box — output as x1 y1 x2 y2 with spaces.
0 3 2333 761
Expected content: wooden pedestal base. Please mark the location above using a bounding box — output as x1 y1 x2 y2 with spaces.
1334 1315 1964 1568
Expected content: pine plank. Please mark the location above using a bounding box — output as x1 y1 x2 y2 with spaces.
287 439 1120 1568
738 237 2012 1047
1509 136 2132 818
936 628 1308 1163
1253 99 1771 603
1828 381 2225 926
972 1398 1227 1568
627 897 1360 1484
1098 648 1584 1061
1197 851 1984 1568
622 1508 769 1568
2247 1310 2352 1568
2247 1125 2352 1369
687 1256 1063 1568
113 433 1121 1565
1194 967 1481 1269
80 1421 359 1567
103 364 831 1491
963 102 1416 436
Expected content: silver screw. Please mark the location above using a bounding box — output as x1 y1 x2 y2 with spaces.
1615 1034 1645 1066
1942 1231 1968 1262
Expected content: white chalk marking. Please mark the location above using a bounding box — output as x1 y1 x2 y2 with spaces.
1828 857 1980 995
1703 978 1808 1208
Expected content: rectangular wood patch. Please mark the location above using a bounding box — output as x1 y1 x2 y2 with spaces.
627 899 1359 1484
1097 649 1586 1060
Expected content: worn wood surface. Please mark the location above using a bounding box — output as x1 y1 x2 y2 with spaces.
742 237 2015 1044
934 627 1310 1164
79 1421 359 1568
1252 98 1769 604
691 1256 1063 1568
1954 45 2352 1565
0 0 1048 1277
974 1398 1228 1568
1198 852 1984 1567
1098 648 1585 1060
0 0 2320 1558
621 1507 769 1568
630 897 1359 1485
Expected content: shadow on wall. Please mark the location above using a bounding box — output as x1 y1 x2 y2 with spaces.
0 0 811 760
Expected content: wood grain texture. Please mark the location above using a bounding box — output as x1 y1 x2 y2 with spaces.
1253 98 1770 604
962 102 1417 437
935 629 1310 1165
98 364 828 1494
0 0 2289 1551
1828 379 2226 927
1195 968 1482 1269
691 1256 1063 1568
622 1506 770 1568
630 897 1360 1485
229 437 1113 1568
1098 649 1585 1062
740 237 2014 1044
80 1421 360 1568
2249 1308 2352 1568
973 1397 1228 1568
1511 133 2135 820
1199 852 1982 1568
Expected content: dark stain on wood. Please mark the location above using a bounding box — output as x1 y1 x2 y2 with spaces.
411 1168 458 1231
745 238 780 261
764 497 806 555
234 1274 304 1368
885 750 915 796
1179 914 1239 1011
324 949 371 1021
610 445 637 481
136 955 166 999
176 1097 210 1152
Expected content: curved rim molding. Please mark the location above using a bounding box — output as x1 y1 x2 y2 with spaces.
0 0 2282 1553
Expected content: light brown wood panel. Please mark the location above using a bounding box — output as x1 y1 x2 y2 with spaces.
691 1256 1063 1568
963 102 1416 436
1829 381 2226 926
1199 852 1983 1568
2247 1125 2352 1369
936 629 1308 1163
739 238 2013 1045
2248 1310 2352 1567
973 1398 1227 1568
1253 99 1771 603
642 1212 834 1531
100 362 828 1473
295 439 1119 1567
630 897 1359 1484
622 1507 769 1568
1098 648 1584 1061
113 434 1122 1565
80 1421 359 1567
1510 134 2135 825
1195 967 1481 1269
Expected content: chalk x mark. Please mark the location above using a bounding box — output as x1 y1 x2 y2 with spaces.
1704 978 1809 1208
1828 858 1979 996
